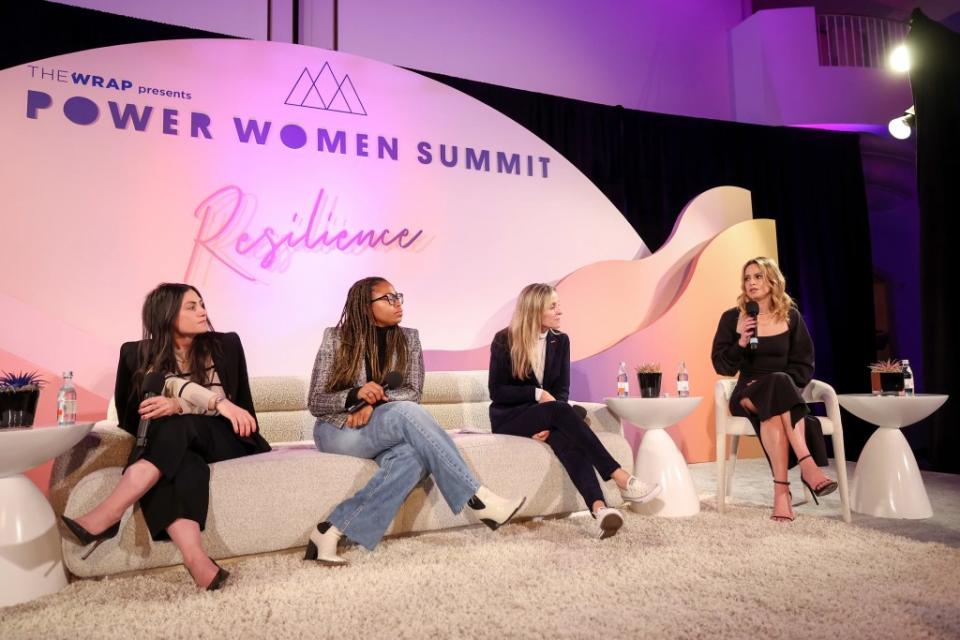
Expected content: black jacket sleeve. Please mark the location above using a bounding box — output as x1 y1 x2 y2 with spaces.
784 309 815 389
549 333 571 403
225 332 258 423
488 331 538 405
113 342 138 437
711 308 747 376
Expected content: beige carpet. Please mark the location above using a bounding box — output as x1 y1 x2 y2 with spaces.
3 504 960 639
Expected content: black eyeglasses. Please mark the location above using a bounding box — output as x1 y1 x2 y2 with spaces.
371 293 404 306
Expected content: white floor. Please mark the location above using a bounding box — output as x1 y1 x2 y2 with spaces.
688 456 960 547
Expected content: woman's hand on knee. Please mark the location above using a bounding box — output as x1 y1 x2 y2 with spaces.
532 430 550 442
537 390 556 403
139 396 181 420
345 405 374 429
218 400 257 437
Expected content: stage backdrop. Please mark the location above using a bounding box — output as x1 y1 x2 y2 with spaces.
1 40 774 488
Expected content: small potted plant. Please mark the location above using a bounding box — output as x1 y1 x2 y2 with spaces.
0 370 46 428
635 363 662 398
869 359 904 396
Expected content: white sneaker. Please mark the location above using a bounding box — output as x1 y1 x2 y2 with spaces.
620 476 661 504
593 507 624 539
470 486 526 530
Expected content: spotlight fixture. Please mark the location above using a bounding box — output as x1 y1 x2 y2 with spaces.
889 43 911 72
888 106 916 140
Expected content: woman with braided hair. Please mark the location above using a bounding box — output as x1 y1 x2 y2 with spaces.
306 277 526 564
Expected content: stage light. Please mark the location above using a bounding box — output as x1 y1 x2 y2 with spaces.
888 116 911 139
889 44 911 72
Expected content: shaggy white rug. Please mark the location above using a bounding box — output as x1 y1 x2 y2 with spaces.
3 504 959 639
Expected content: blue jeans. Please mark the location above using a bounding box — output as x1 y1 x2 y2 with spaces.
313 401 481 550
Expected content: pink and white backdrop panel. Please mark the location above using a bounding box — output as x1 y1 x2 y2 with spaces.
0 40 773 492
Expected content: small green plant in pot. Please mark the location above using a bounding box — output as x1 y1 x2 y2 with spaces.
634 362 662 398
0 370 46 428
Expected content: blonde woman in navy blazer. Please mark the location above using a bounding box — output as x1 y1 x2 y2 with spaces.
488 283 660 539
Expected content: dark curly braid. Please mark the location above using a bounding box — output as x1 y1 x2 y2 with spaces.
326 277 408 392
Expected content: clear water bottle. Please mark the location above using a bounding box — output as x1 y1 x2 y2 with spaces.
57 371 77 426
902 359 914 396
677 361 690 397
616 362 630 397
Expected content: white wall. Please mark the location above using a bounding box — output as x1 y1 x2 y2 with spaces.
51 0 744 120
731 7 912 126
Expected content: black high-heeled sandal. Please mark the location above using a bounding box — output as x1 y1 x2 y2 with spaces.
60 515 121 560
797 454 838 504
771 480 795 522
185 558 230 591
205 562 230 591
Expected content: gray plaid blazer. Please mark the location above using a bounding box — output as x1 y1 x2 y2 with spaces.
307 326 424 428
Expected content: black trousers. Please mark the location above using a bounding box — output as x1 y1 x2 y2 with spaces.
127 414 253 541
494 401 620 507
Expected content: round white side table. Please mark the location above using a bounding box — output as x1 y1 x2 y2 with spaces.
0 422 94 607
838 394 947 519
604 397 702 517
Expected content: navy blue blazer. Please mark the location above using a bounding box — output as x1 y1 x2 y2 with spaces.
488 328 570 430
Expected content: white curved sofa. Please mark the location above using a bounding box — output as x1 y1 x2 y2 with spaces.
50 371 632 577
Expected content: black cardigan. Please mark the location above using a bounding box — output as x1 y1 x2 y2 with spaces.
710 306 814 389
488 328 570 429
113 331 271 453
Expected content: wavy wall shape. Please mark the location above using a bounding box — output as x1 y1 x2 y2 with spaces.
556 186 754 361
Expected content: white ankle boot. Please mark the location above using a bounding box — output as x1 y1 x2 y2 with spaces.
304 522 347 565
469 486 526 530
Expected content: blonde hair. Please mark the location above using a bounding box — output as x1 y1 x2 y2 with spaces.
507 283 559 379
736 257 795 323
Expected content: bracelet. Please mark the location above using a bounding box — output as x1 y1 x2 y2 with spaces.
213 395 226 412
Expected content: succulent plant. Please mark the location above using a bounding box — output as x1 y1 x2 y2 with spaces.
868 359 903 373
634 362 661 374
0 370 46 391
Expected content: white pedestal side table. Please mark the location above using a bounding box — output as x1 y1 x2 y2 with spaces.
0 422 94 607
604 397 702 517
838 394 948 519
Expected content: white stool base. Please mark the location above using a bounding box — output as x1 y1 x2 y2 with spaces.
851 428 933 519
631 429 701 517
0 474 68 607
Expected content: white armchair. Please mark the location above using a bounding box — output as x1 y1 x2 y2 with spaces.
714 378 851 522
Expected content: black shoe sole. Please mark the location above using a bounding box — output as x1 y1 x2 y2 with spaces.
481 497 526 531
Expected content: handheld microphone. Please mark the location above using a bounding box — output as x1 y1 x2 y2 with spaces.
135 371 167 448
746 301 760 351
346 371 404 414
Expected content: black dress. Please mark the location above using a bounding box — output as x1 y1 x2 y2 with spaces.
711 307 828 468
115 332 271 540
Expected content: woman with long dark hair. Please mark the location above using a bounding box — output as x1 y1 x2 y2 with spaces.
306 277 525 564
711 257 837 522
61 283 270 589
489 283 660 539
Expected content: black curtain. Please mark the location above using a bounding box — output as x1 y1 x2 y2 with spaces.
5 1 878 461
423 71 877 460
909 10 960 474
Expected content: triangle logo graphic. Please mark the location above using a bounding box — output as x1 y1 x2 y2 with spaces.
284 63 368 116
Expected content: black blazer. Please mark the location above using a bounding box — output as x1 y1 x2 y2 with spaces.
488 328 570 430
114 331 271 453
